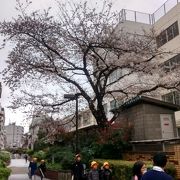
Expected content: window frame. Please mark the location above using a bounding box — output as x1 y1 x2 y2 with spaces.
156 21 179 48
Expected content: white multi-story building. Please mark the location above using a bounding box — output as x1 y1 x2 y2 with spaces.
5 123 24 148
101 0 180 125
64 0 180 132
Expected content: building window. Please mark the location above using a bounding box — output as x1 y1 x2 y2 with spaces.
163 54 180 72
108 69 122 84
110 99 123 110
156 21 179 47
178 128 180 137
162 91 180 105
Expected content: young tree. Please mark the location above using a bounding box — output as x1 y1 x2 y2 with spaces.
0 0 179 128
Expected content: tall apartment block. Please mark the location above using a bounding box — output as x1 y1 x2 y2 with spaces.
5 123 24 148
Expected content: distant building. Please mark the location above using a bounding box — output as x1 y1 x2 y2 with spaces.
0 82 2 98
0 82 5 149
0 106 5 149
21 133 30 149
28 112 50 149
63 108 97 132
5 123 24 148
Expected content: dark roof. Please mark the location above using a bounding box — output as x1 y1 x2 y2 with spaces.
113 96 180 112
131 137 180 143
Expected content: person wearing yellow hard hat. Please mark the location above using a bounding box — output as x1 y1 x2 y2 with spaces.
28 157 37 179
88 161 100 180
100 161 112 180
38 159 47 180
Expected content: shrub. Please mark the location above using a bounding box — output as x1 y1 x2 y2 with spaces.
0 160 6 168
0 151 11 163
0 167 11 179
26 149 34 156
95 159 176 180
46 146 74 170
33 150 46 161
165 164 177 179
47 163 62 171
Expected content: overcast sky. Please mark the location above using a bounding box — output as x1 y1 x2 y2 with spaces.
0 0 167 132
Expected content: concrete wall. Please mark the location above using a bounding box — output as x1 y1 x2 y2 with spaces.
123 143 180 179
117 21 152 35
117 103 177 141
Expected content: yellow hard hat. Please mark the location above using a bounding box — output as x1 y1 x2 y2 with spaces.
91 161 98 167
33 158 37 161
103 162 109 167
41 160 45 163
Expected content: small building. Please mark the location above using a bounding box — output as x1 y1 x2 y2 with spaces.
113 96 180 150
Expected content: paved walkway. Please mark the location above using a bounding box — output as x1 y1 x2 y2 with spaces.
8 159 50 180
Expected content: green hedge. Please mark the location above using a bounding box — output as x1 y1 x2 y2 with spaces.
0 151 11 164
95 159 176 180
0 167 11 180
0 160 6 168
47 163 62 171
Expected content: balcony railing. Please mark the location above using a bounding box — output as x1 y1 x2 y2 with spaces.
120 9 153 24
119 0 180 25
152 0 179 23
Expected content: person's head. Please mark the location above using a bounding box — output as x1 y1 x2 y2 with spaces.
91 161 98 170
103 162 110 169
133 161 146 177
41 160 45 164
153 152 167 168
33 158 37 162
75 154 81 162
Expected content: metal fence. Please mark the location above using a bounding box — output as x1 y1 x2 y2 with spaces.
152 0 179 23
119 0 180 24
120 9 152 24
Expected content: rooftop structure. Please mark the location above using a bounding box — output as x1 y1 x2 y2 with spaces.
120 0 180 24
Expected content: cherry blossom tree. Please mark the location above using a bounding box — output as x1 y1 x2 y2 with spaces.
0 0 179 128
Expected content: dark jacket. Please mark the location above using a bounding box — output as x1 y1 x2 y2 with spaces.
100 169 112 180
72 161 84 180
38 163 46 177
142 170 173 180
38 163 46 172
29 161 37 176
88 169 100 180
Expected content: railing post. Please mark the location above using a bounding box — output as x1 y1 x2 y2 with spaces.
123 9 126 21
164 3 166 14
151 13 155 24
149 14 152 24
134 11 137 22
